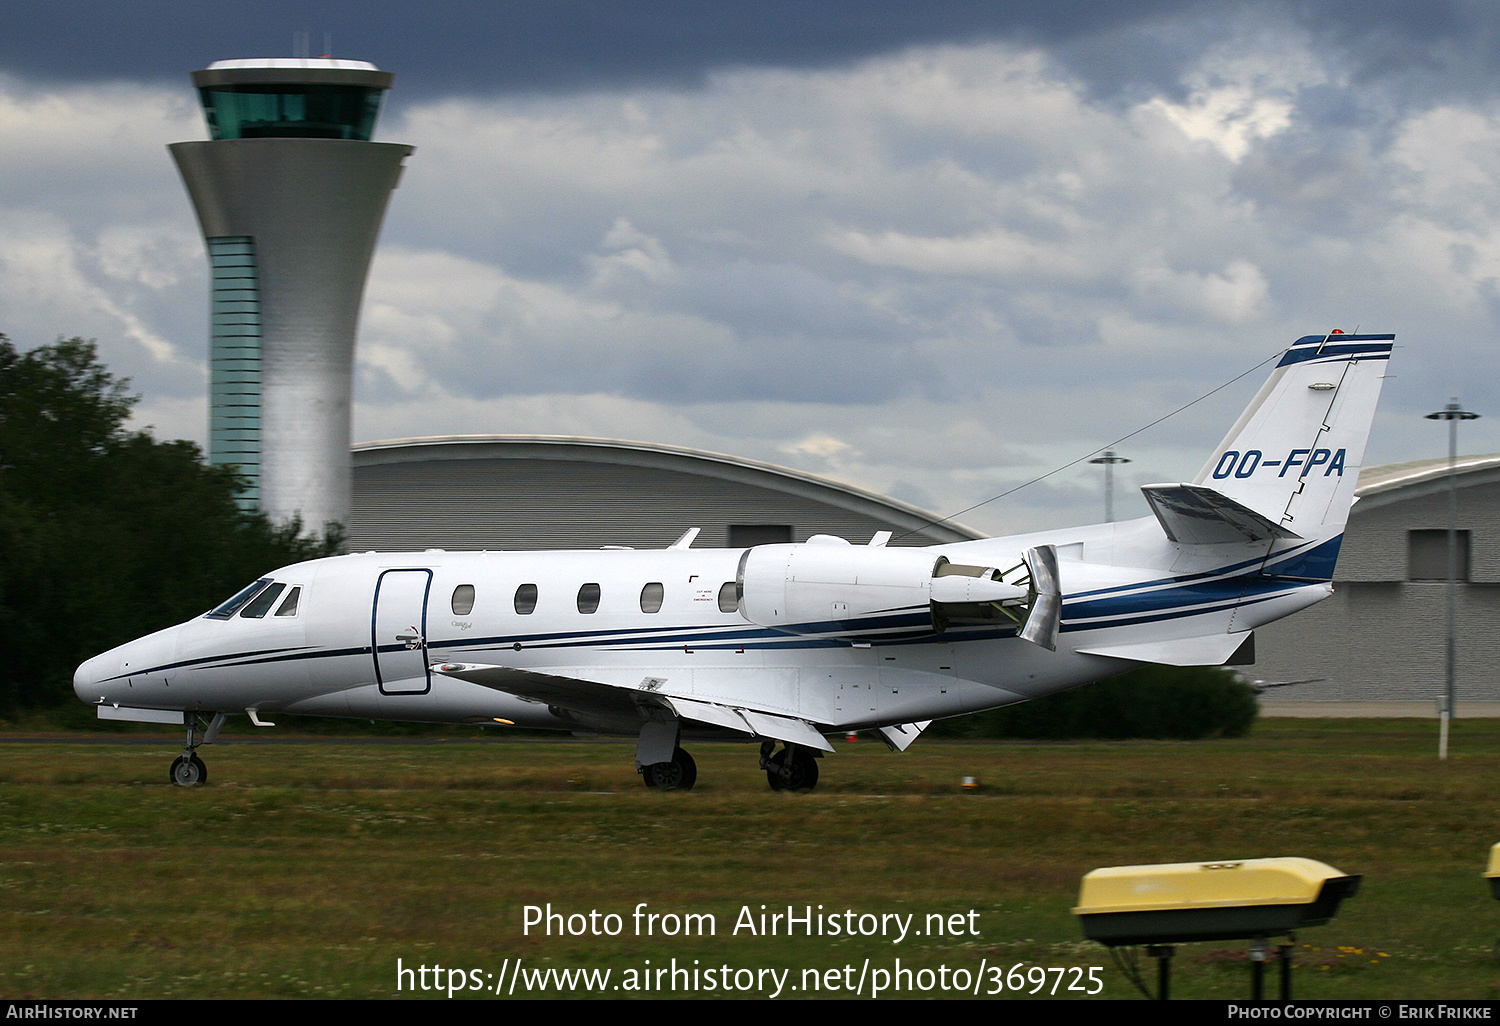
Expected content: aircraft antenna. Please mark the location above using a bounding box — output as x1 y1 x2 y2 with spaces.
892 347 1283 541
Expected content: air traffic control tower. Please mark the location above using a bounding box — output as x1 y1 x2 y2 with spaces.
171 59 412 531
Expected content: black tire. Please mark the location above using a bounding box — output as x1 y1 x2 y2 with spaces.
170 754 206 787
795 752 819 791
765 748 818 792
642 747 697 791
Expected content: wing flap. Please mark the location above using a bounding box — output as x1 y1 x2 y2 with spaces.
736 709 835 752
663 696 754 735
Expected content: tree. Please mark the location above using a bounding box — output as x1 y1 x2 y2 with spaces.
0 335 341 711
926 664 1259 740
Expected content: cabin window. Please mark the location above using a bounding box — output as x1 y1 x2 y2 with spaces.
640 582 664 614
514 583 538 615
239 582 287 618
206 579 270 619
451 584 475 615
717 581 738 613
577 582 601 614
274 587 301 617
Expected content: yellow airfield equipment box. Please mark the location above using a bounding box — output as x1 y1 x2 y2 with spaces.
1074 857 1360 946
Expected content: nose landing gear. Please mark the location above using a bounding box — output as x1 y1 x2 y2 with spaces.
169 712 226 787
169 753 207 786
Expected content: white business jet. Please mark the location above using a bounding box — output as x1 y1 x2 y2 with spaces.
75 332 1393 791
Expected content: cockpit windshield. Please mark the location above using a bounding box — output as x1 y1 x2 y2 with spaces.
205 579 304 620
206 579 270 619
239 582 287 618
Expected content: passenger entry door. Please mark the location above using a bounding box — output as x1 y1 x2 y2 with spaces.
373 569 432 695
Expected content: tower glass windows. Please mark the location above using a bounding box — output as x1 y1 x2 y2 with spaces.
207 236 261 511
199 85 383 140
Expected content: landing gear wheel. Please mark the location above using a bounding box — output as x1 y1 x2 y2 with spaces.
169 754 207 787
640 747 697 791
765 747 819 792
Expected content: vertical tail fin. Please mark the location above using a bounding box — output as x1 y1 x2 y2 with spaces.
1193 332 1393 536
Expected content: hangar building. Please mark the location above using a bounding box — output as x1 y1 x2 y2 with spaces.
346 435 984 552
1255 455 1500 709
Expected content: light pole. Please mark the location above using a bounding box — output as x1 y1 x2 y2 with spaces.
1090 450 1131 523
1424 400 1479 759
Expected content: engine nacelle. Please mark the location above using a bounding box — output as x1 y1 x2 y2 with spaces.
736 537 1031 638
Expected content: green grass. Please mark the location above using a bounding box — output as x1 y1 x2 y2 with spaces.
0 719 1497 1000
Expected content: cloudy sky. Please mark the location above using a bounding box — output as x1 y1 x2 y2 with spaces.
4 0 1499 536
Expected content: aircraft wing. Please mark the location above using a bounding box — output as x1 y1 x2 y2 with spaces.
433 662 646 720
432 662 834 752
670 697 833 751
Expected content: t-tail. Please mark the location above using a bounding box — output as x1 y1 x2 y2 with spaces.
1138 331 1394 581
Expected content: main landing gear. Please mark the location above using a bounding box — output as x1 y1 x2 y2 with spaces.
640 747 697 791
633 723 823 793
761 741 820 792
170 712 226 787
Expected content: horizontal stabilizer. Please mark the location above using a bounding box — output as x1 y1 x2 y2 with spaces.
1142 483 1302 544
1075 631 1252 667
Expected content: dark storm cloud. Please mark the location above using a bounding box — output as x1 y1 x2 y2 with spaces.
4 0 1464 101
9 0 1500 531
0 1 1187 95
1050 0 1497 100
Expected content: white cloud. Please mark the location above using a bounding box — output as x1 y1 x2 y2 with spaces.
7 31 1500 533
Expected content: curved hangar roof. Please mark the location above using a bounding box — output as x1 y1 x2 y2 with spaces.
348 435 984 552
1355 454 1500 508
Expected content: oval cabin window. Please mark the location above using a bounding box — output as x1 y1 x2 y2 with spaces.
451 584 475 616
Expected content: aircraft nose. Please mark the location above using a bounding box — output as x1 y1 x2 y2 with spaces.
74 650 120 704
